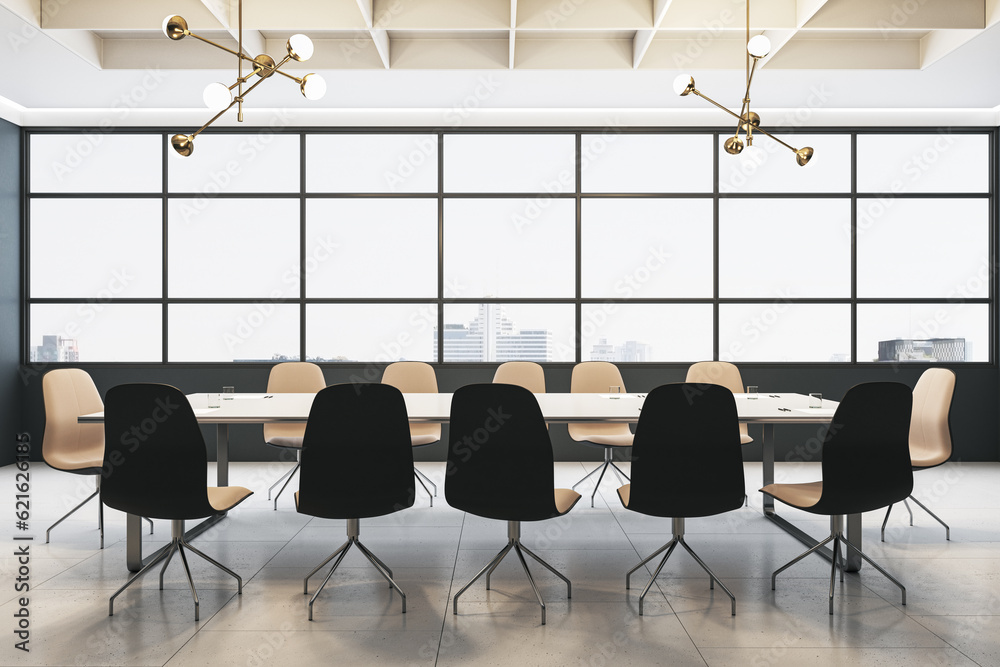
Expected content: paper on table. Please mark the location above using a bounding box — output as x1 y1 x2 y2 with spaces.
193 408 219 415
232 393 270 399
598 393 641 399
792 408 836 416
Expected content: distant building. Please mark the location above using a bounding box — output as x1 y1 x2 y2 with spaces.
435 304 552 362
30 335 79 363
588 337 652 362
877 338 968 362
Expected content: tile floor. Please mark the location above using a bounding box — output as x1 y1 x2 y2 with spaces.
1 460 997 666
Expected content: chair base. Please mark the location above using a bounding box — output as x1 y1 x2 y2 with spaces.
571 448 630 508
626 517 736 616
46 477 152 549
414 467 436 507
773 515 906 614
109 518 241 621
453 521 571 626
268 455 300 510
303 518 406 621
881 495 950 541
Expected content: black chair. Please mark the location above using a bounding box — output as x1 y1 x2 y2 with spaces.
618 383 745 616
102 384 253 620
446 383 581 625
296 383 415 621
761 382 913 614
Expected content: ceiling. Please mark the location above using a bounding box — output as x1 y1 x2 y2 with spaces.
2 0 1000 127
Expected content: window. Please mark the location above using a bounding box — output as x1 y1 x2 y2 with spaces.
25 129 994 364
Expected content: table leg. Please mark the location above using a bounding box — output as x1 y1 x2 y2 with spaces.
217 424 228 487
126 513 143 571
846 512 862 571
762 423 775 515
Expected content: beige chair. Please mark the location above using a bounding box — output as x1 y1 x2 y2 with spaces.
264 362 326 510
493 361 546 394
685 362 753 445
880 367 956 541
382 362 441 505
569 362 633 507
41 369 152 548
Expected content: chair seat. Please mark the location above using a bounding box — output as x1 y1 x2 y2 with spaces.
555 488 581 514
579 434 634 448
740 434 753 445
910 447 949 468
759 481 823 510
208 486 254 512
266 436 304 449
46 446 104 473
617 483 631 507
411 434 439 447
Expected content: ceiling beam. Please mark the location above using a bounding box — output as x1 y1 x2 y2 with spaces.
509 0 517 69
632 0 674 68
197 0 266 58
759 0 830 68
920 0 1000 69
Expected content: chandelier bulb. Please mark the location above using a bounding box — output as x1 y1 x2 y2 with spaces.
724 136 745 155
300 73 327 101
287 34 315 62
673 74 696 97
162 15 188 40
203 82 233 111
795 147 814 167
747 34 771 59
170 134 194 157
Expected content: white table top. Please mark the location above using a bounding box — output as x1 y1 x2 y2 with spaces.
81 391 838 425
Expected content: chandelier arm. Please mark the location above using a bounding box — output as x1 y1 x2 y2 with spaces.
742 123 800 154
690 90 746 124
186 32 244 59
186 100 239 142
739 57 762 142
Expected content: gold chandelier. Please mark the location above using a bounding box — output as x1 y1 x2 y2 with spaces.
162 0 326 157
673 1 813 167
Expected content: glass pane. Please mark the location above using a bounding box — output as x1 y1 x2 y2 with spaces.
719 199 851 298
30 134 162 193
444 198 575 298
167 133 300 193
581 304 714 362
858 199 989 298
168 199 300 298
306 199 437 298
168 304 300 362
719 303 851 362
582 198 713 298
857 133 990 193
443 304 575 362
719 134 850 193
30 304 162 362
581 134 713 193
306 304 437 362
444 134 576 193
857 304 987 363
306 134 437 193
30 199 162 298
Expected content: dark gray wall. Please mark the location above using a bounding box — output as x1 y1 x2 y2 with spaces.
18 363 998 465
0 119 20 466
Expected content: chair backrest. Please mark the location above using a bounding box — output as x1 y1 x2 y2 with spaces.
685 361 750 441
382 361 441 443
568 362 632 441
909 367 955 468
101 384 216 520
627 383 745 518
493 361 546 394
263 362 327 444
42 369 105 473
813 382 913 516
297 383 415 520
446 383 560 521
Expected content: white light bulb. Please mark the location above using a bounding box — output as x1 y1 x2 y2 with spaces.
301 73 327 101
741 142 766 166
673 74 694 97
202 82 232 111
287 34 314 61
747 35 771 58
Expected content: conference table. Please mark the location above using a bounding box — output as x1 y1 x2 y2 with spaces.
83 391 850 572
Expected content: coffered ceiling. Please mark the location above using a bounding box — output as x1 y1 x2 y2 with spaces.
1 0 999 125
